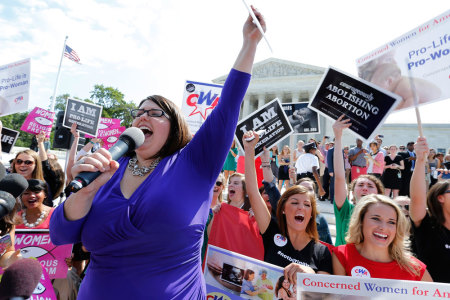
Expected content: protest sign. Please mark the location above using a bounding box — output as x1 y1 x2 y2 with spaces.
85 117 121 138
297 273 450 299
308 67 401 141
15 229 72 279
0 58 30 116
0 260 57 300
181 80 223 134
99 126 126 150
282 103 320 135
204 245 286 300
235 98 293 157
20 107 55 138
1 127 19 153
356 9 450 111
63 98 102 136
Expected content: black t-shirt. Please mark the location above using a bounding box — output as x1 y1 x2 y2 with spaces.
261 218 332 273
412 214 450 283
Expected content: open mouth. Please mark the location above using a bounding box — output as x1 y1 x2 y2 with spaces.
27 199 37 205
294 214 305 223
228 189 235 197
139 126 153 138
373 232 388 240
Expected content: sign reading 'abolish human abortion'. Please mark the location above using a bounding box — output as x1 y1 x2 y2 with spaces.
308 67 401 141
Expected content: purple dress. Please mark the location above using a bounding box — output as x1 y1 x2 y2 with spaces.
50 69 250 299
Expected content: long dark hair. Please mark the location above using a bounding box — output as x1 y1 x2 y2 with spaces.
275 185 318 241
427 180 450 226
275 276 292 298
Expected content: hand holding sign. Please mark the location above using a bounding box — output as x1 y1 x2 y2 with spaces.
241 2 271 52
332 115 352 139
242 131 260 151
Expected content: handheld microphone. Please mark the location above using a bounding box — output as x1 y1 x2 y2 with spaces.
68 127 145 193
0 173 30 198
0 258 43 300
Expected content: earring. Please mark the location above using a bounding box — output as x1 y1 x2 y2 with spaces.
282 211 285 214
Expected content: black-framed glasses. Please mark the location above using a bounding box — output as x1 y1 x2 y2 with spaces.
215 181 223 187
445 190 450 194
130 108 169 119
16 159 34 165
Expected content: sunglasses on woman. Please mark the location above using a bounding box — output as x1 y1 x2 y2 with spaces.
215 181 223 187
16 159 34 165
398 204 410 210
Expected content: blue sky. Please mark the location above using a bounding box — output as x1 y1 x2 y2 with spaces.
1 0 449 123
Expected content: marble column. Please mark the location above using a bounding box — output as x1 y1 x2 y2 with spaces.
243 95 251 118
257 94 265 109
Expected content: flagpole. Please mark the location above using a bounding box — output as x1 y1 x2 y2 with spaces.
50 36 68 112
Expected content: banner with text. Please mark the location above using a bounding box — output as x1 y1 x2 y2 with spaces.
181 80 223 134
282 103 320 135
356 9 450 111
20 107 55 138
204 245 286 300
0 58 30 116
85 117 121 138
1 127 19 153
63 98 102 136
0 260 57 300
100 126 126 150
235 98 293 158
15 229 72 279
297 273 450 299
308 67 401 141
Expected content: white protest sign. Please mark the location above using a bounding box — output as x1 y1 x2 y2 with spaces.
357 9 450 111
0 58 30 116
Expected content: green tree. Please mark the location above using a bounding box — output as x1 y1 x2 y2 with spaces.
89 85 136 127
0 111 34 147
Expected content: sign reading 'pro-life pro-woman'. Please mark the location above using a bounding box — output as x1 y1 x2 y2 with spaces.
0 58 30 117
308 67 401 141
63 98 102 136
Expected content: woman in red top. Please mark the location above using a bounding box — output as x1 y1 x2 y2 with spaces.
16 179 55 229
332 194 432 281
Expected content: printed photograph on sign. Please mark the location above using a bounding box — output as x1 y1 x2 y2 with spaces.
1 127 20 153
0 58 30 116
356 9 450 111
282 102 320 135
235 98 293 158
181 80 223 134
63 98 103 136
308 67 401 141
204 245 285 299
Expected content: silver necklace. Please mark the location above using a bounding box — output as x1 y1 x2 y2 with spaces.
22 210 47 228
128 156 161 177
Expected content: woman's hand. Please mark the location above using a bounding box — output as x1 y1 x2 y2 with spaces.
212 203 222 214
70 122 80 138
37 131 46 144
414 137 429 161
71 148 119 193
284 263 315 285
332 115 351 139
243 6 265 44
242 131 260 152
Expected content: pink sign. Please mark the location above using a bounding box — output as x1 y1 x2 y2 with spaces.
14 231 72 279
20 107 55 138
100 126 126 150
0 260 57 300
85 117 121 138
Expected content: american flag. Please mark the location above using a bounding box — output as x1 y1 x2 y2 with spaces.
64 45 80 64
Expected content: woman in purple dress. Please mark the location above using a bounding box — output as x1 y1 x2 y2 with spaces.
50 7 266 299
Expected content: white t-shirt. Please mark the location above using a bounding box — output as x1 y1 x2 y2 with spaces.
295 153 319 174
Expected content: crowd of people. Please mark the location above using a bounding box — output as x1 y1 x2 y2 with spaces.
0 6 449 299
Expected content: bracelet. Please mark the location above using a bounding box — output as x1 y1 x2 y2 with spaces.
90 141 95 145
261 161 270 164
261 164 271 168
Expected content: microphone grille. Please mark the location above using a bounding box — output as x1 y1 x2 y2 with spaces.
119 127 145 151
0 258 43 299
0 163 5 182
0 173 29 199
